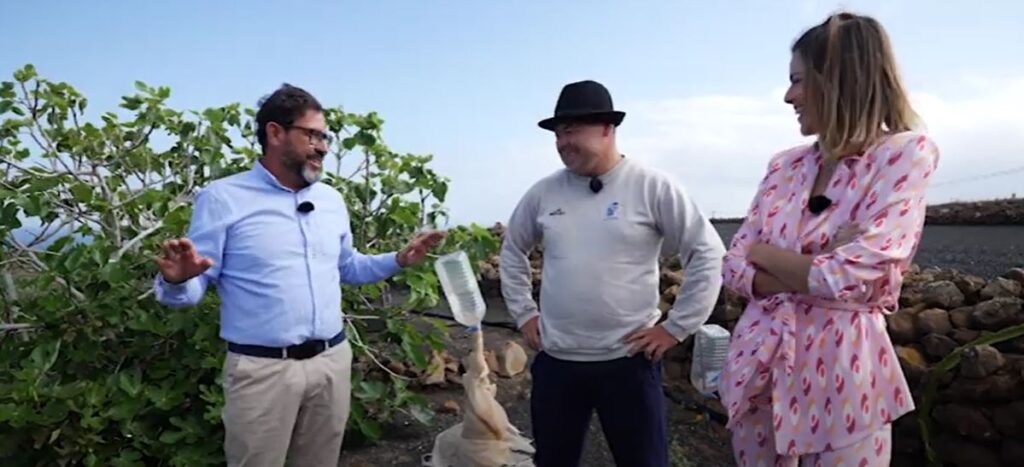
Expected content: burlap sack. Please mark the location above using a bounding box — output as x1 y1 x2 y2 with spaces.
422 331 535 467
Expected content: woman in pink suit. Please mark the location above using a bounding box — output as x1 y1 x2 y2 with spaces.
719 11 940 466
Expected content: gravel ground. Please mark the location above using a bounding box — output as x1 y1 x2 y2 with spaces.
338 224 1022 466
338 325 734 467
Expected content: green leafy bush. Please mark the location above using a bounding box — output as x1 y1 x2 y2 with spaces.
0 64 498 466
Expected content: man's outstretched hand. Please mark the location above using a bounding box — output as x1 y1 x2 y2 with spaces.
397 230 447 268
155 238 214 284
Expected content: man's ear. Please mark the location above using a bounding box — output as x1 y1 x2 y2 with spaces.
265 121 285 145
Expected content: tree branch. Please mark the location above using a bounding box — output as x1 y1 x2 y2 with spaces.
349 294 413 380
26 218 72 248
125 123 157 153
15 82 120 240
49 196 106 232
89 164 123 244
20 82 79 180
6 237 86 301
184 122 203 193
111 217 166 262
71 105 83 132
0 158 45 175
109 174 172 210
136 287 154 301
0 179 103 234
346 316 411 381
2 270 19 322
358 151 372 244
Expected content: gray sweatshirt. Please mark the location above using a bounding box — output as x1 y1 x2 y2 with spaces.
499 157 725 362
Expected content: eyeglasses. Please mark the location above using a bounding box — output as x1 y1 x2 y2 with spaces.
285 124 334 146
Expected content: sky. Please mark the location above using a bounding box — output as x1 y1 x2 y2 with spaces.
4 0 1023 227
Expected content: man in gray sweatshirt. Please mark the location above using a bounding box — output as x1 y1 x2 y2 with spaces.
500 80 725 467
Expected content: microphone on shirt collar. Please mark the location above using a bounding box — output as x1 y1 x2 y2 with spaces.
297 201 315 213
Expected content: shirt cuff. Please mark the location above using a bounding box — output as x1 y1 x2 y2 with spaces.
807 254 867 301
155 273 190 292
385 252 403 274
733 260 758 299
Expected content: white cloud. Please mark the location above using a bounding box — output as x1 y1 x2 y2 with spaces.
442 75 1024 226
432 137 562 228
616 89 812 219
912 78 1024 202
615 76 1024 218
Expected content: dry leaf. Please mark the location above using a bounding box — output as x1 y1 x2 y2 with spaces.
439 400 460 415
421 351 447 386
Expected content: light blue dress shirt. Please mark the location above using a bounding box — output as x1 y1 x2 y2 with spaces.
154 161 401 347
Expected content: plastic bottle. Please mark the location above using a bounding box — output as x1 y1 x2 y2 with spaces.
690 324 731 397
433 250 487 328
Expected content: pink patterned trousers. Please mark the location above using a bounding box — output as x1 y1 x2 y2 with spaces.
730 404 892 467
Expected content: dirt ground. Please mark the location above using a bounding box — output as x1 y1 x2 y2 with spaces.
337 323 735 467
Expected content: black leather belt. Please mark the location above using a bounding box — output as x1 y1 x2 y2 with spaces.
227 330 346 360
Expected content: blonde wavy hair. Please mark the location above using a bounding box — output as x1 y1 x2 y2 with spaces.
794 12 921 157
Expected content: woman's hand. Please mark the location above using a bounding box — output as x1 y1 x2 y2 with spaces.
747 243 771 267
752 270 795 297
747 243 813 294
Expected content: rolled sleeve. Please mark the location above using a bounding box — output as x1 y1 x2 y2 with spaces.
724 254 758 300
721 157 781 300
153 187 227 308
806 134 939 302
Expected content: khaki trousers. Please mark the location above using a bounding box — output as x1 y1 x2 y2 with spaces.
221 340 353 467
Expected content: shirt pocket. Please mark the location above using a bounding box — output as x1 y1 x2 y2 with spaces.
311 206 346 261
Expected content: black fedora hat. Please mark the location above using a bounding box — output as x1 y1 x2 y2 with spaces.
538 80 626 131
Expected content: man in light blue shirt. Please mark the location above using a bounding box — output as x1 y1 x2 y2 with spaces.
154 84 444 467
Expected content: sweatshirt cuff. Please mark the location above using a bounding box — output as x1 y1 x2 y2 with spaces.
514 311 540 329
660 320 690 342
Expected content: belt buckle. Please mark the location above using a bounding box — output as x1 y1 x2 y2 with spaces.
288 340 326 360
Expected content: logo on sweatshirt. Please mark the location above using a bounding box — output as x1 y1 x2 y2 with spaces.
605 201 620 220
548 208 565 216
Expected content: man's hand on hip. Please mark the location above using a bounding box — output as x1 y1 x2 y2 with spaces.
520 316 542 351
155 238 213 284
625 325 678 362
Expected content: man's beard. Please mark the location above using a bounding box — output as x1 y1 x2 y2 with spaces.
558 144 592 174
300 163 322 185
284 149 323 186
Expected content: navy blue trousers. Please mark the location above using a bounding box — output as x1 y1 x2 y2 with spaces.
529 351 668 467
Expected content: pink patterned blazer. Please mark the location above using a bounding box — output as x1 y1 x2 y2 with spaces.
719 131 940 455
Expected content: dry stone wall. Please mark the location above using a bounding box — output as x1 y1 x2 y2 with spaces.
478 223 1024 466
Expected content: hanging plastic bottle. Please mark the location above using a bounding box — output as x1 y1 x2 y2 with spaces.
690 324 731 397
433 250 487 329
